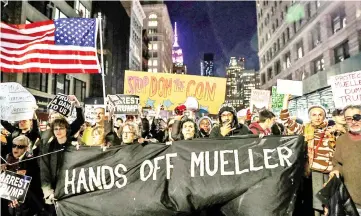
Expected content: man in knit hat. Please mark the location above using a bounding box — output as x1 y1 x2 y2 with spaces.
280 94 335 216
210 103 251 138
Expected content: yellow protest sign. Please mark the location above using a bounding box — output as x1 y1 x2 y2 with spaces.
124 71 227 114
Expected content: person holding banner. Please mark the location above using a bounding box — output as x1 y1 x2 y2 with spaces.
40 118 73 214
171 116 199 141
1 112 40 157
210 103 251 138
121 122 140 145
3 136 45 216
197 116 212 138
249 109 276 136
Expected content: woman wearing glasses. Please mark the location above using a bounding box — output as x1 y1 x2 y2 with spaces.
3 135 44 216
39 118 71 215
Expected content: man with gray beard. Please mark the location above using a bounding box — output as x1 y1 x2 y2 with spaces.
330 105 361 214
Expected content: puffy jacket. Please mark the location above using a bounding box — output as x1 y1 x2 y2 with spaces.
316 176 359 216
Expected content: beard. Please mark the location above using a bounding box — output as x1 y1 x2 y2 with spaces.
348 125 361 134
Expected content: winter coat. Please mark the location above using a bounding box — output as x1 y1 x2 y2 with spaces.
171 118 199 141
249 122 271 135
209 104 251 138
316 176 359 216
6 153 44 216
39 137 71 195
150 118 168 143
1 119 40 156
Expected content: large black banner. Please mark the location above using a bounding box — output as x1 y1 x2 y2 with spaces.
55 135 305 216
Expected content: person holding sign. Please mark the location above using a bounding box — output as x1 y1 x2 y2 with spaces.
280 94 336 216
1 112 40 157
210 103 251 138
2 136 44 216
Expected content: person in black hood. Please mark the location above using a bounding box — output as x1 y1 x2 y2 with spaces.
210 103 251 138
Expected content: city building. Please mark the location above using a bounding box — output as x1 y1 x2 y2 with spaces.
142 29 150 72
90 1 130 97
257 1 361 115
1 0 93 119
201 53 214 76
225 57 259 110
128 0 146 71
142 3 173 73
172 22 184 66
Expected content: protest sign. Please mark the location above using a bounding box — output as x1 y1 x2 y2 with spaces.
84 105 105 123
329 71 361 108
48 93 73 117
0 170 32 203
124 71 227 114
107 94 140 115
250 89 271 112
271 86 285 110
0 82 37 121
54 135 304 216
277 79 303 96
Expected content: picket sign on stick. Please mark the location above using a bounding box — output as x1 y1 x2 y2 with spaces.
250 89 271 112
277 79 303 96
107 95 140 115
0 82 37 121
0 170 32 203
48 93 73 117
328 71 361 108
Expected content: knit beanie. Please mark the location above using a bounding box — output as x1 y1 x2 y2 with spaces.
308 105 326 115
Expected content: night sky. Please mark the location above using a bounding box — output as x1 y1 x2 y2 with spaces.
165 1 259 77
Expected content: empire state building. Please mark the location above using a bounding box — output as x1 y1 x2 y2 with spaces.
172 22 186 74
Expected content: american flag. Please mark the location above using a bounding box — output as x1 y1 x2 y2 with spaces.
0 18 101 74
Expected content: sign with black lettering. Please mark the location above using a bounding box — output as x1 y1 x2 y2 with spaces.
107 94 140 115
48 93 73 116
0 170 32 203
54 136 305 216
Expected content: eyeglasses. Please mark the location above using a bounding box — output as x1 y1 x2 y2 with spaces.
12 144 27 149
221 113 233 118
53 127 66 131
345 114 361 123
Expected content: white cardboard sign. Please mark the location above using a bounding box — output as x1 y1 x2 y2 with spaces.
250 89 271 113
0 82 36 121
329 71 361 108
277 79 303 96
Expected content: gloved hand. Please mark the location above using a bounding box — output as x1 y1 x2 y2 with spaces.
43 188 57 204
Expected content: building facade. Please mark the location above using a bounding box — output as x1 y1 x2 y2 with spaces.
225 57 259 110
257 1 361 115
142 29 150 72
1 0 92 118
201 53 214 76
128 0 145 71
142 3 173 73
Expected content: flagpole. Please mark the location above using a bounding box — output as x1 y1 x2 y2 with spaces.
98 12 106 107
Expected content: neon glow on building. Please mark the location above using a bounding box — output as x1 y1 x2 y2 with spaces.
172 22 183 66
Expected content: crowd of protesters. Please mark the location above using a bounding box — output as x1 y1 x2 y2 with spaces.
0 94 361 216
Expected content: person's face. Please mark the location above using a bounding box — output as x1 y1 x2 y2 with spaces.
182 121 195 140
333 115 346 126
265 117 276 129
122 125 135 144
95 108 105 124
116 120 123 127
49 112 62 124
221 111 233 124
18 119 31 130
53 125 67 140
199 119 211 132
309 108 325 126
345 108 361 133
12 142 27 159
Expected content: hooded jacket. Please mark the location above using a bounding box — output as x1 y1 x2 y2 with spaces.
209 104 251 138
249 122 271 135
171 117 199 141
197 116 212 138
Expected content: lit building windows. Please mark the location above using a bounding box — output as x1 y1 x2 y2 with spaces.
148 21 158 27
297 41 304 59
75 0 90 18
153 44 158 50
311 23 321 49
153 60 158 66
153 68 158 73
331 6 346 34
148 68 152 72
284 52 291 69
334 41 350 63
149 14 158 19
54 8 67 19
312 56 325 74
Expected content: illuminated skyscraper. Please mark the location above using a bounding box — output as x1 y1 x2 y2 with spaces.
202 53 214 76
172 22 183 66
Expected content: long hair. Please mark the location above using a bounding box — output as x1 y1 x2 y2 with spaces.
179 118 199 140
51 118 70 137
